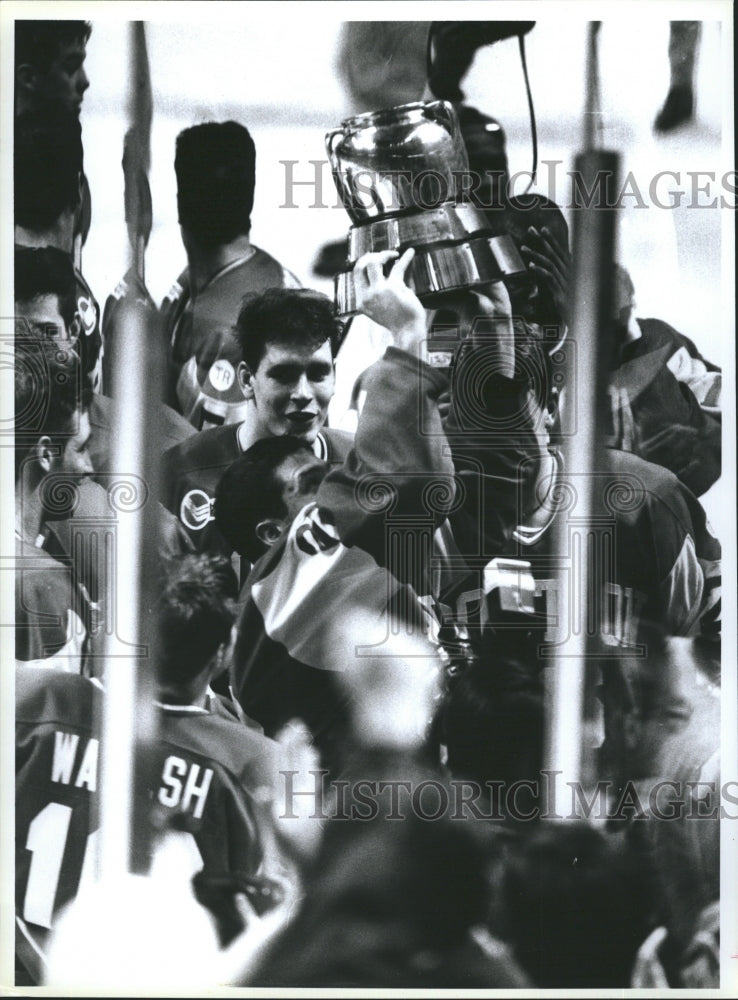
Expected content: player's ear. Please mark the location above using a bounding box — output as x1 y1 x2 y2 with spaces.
255 518 286 549
15 63 40 101
35 435 56 473
237 362 255 400
212 625 238 680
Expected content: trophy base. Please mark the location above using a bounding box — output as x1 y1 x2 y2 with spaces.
347 202 495 258
335 232 527 317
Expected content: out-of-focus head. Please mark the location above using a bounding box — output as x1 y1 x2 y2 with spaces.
175 121 256 248
437 661 544 788
327 602 443 750
235 289 341 444
156 553 239 696
14 337 92 484
614 624 721 783
15 20 91 116
215 435 328 562
15 110 83 232
494 821 650 988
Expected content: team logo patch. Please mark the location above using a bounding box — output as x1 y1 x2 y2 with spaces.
180 489 215 531
76 295 97 337
207 359 236 393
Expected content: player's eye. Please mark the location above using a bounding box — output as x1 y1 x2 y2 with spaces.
268 366 299 384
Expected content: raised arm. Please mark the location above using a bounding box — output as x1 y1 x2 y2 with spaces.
317 250 456 553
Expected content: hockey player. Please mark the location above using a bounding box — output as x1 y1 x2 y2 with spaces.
14 20 91 118
161 121 301 430
214 249 458 770
446 318 721 651
607 265 721 497
14 338 94 671
15 247 195 673
15 109 103 393
161 288 352 561
15 553 282 985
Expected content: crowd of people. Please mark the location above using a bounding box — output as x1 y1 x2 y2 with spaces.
11 18 724 991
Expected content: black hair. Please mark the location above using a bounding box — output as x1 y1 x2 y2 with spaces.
156 554 239 689
14 337 89 481
15 246 77 333
214 436 316 562
494 822 651 988
15 20 91 72
235 287 343 372
175 121 256 246
15 110 83 230
436 647 544 790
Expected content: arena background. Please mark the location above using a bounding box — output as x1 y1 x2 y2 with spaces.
73 7 733 536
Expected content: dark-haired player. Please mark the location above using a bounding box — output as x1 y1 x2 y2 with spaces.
15 20 91 117
15 109 103 393
161 121 301 430
213 250 456 770
14 338 94 672
162 287 352 560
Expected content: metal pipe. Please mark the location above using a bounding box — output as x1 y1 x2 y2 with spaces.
97 21 162 880
545 23 620 800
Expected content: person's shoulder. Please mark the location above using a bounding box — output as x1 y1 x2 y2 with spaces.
16 664 98 727
607 447 686 501
635 317 700 357
15 536 72 587
160 704 277 778
322 427 355 461
163 422 239 469
606 448 702 532
159 400 198 446
245 246 302 289
160 268 191 310
42 477 112 556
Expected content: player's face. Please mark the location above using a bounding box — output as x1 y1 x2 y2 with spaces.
15 294 70 341
38 38 90 115
56 410 94 479
247 339 335 443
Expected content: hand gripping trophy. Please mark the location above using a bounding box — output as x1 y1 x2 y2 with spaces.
327 99 531 378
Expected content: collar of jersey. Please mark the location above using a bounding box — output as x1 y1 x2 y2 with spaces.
512 449 564 547
238 429 327 459
198 249 257 296
153 687 219 714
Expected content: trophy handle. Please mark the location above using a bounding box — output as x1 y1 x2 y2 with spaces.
433 100 464 148
325 128 344 176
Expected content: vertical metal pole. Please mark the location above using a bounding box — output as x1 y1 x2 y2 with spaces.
545 23 620 801
97 21 162 881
